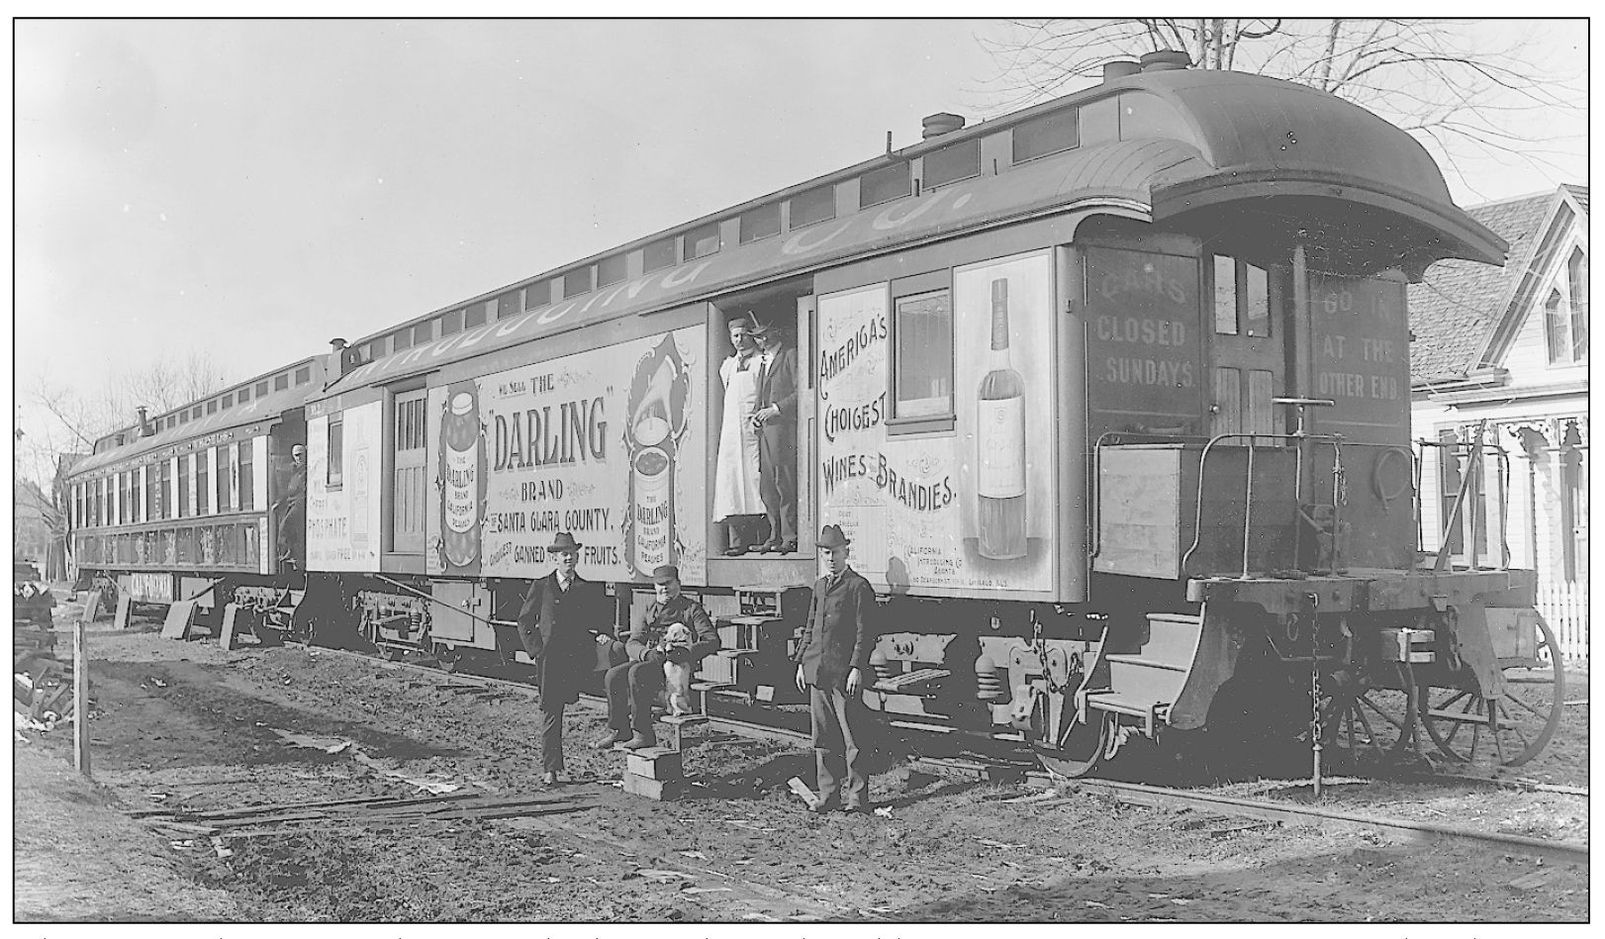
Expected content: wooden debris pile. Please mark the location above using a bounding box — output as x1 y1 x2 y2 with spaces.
13 652 85 737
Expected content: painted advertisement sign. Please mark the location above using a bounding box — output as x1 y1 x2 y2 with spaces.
306 400 383 571
817 250 1057 595
424 326 706 583
1083 247 1203 438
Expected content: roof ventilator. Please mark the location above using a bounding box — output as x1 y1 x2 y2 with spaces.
921 112 965 139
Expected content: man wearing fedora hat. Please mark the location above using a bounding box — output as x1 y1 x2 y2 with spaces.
599 564 719 750
750 317 798 554
793 524 879 812
516 531 610 784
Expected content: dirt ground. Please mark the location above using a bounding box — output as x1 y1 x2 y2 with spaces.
11 603 1590 924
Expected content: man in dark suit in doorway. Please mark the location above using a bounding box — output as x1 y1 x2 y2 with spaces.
516 531 610 785
750 318 798 553
793 524 879 812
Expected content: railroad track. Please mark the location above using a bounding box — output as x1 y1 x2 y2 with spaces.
288 641 1588 867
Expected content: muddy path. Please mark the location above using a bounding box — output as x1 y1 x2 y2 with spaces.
15 628 1589 923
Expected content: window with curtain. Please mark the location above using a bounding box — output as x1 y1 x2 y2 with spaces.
892 289 954 420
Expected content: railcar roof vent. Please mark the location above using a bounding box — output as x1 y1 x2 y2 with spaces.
921 112 965 139
329 336 360 381
1102 60 1142 82
1139 49 1192 72
135 405 155 437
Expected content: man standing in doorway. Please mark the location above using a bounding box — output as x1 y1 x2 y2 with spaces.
517 531 609 785
793 525 878 812
751 318 798 553
275 444 308 567
598 564 719 750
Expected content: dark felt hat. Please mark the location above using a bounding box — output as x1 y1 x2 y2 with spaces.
818 524 850 549
651 564 680 585
549 532 582 553
749 316 775 336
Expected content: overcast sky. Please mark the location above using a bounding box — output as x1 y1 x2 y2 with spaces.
9 18 1588 480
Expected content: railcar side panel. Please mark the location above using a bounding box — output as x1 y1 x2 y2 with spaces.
816 249 1061 598
306 400 383 571
413 324 708 583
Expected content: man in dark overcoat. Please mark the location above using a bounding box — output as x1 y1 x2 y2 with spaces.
793 524 879 812
750 319 798 553
598 565 720 750
516 531 610 784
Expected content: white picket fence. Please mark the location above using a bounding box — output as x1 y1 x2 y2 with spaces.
1536 582 1589 664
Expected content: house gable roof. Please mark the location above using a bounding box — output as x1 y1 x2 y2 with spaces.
1408 185 1587 386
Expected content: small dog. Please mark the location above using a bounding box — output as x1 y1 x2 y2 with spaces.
660 622 695 717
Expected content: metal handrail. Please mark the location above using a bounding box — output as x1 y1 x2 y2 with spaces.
1414 433 1513 572
1178 431 1346 579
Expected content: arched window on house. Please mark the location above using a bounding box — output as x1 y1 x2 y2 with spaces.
1567 248 1587 363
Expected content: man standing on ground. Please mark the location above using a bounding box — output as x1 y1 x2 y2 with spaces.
750 319 798 553
793 525 878 812
599 565 719 750
517 531 610 784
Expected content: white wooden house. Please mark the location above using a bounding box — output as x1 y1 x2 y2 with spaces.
1411 184 1587 660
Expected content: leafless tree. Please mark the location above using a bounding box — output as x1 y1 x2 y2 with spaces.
977 19 1583 194
16 350 231 575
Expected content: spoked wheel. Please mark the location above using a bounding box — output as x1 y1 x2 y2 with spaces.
1031 694 1108 779
1317 664 1424 770
1420 616 1564 768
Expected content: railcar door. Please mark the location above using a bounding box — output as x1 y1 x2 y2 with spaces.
391 388 429 554
1206 254 1282 444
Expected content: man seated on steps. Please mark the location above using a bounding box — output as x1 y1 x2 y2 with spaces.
598 565 719 750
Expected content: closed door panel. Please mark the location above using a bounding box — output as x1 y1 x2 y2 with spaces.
392 390 428 554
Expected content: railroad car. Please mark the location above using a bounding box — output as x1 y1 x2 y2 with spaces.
65 358 331 633
67 51 1563 779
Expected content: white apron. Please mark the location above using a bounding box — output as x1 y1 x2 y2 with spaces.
714 354 764 521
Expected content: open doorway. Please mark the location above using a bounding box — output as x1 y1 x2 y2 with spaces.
710 276 812 557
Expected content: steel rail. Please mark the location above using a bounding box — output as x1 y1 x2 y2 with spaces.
1031 773 1588 867
289 643 1586 866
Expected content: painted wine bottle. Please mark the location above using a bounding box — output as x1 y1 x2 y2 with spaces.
976 277 1028 560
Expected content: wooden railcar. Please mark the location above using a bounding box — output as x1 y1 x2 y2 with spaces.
70 51 1563 777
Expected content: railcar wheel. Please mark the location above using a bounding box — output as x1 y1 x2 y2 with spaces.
433 642 462 673
1419 616 1564 768
1319 664 1422 769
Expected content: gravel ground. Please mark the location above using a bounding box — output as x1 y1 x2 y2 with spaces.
12 608 1589 924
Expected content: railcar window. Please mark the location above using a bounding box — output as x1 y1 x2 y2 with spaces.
177 458 190 518
891 289 955 421
1080 95 1119 148
1212 256 1271 338
327 419 344 488
179 411 189 425
410 321 432 346
369 337 389 359
441 309 463 336
922 138 980 188
166 415 177 429
192 406 202 420
196 453 210 515
643 237 677 273
789 184 836 228
597 254 627 288
563 267 594 299
237 441 253 511
1012 108 1079 163
215 446 232 512
739 203 782 244
859 161 911 208
207 400 218 414
522 283 549 312
275 374 290 392
159 460 172 519
684 222 721 260
296 366 311 386
464 302 487 328
221 394 232 409
498 291 520 319
147 464 161 520
237 387 250 404
393 327 413 352
256 381 269 398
